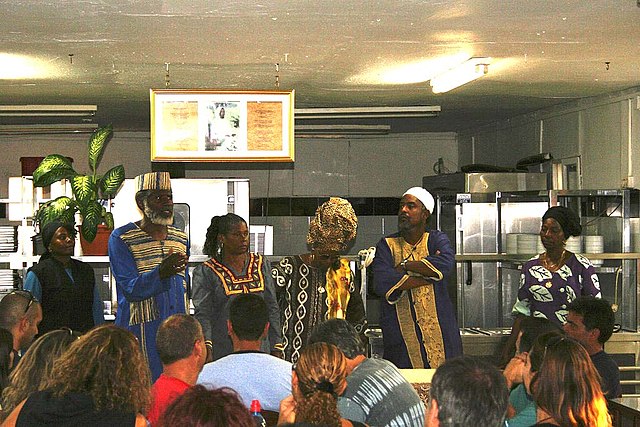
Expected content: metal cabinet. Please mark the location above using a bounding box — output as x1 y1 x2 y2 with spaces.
451 188 640 332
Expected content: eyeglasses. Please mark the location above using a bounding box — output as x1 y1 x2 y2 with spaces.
9 290 39 314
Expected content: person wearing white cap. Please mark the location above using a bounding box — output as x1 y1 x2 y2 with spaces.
108 171 190 382
371 186 462 369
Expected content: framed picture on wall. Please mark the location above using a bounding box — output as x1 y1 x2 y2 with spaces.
150 89 295 162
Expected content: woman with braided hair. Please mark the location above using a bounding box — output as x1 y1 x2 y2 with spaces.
278 342 366 427
192 213 283 362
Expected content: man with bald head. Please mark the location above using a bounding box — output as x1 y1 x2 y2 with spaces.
372 186 462 369
0 290 43 363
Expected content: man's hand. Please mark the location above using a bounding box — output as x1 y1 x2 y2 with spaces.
159 249 189 279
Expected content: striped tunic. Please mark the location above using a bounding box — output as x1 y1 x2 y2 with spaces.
109 222 189 381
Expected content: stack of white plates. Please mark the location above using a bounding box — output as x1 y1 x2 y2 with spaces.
0 226 17 253
506 234 521 254
565 236 582 253
517 234 538 254
584 235 604 266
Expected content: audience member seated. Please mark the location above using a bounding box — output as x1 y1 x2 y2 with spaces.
564 296 622 399
503 317 561 427
308 318 424 427
0 291 42 365
0 329 14 399
1 324 150 426
278 342 366 427
526 331 611 426
157 385 255 427
197 293 291 412
1 328 79 420
427 355 508 427
147 314 207 426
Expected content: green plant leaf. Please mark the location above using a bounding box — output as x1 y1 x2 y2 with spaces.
99 165 125 198
32 155 77 187
103 211 114 229
71 175 98 208
79 200 103 242
88 124 113 174
35 196 77 231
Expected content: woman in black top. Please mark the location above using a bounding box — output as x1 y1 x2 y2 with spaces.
24 221 102 334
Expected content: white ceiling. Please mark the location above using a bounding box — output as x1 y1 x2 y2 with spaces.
1 1 640 133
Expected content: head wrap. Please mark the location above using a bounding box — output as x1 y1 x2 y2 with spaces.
307 197 358 253
542 206 582 237
403 187 435 213
42 220 75 251
134 172 172 193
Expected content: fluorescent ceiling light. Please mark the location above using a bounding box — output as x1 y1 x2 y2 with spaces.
0 123 99 135
430 57 490 93
295 124 391 136
294 106 440 119
0 105 97 117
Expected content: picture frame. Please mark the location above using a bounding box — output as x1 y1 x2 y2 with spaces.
150 89 294 162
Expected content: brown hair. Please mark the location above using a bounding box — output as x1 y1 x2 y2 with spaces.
1 329 79 417
44 325 150 413
158 385 254 427
529 332 611 426
293 342 347 427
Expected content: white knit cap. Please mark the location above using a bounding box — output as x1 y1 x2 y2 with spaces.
403 187 435 213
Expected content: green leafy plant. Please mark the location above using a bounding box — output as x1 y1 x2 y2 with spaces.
32 124 125 242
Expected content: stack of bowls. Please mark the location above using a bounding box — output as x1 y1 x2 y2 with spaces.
565 236 582 253
506 234 520 254
584 235 604 266
517 234 538 255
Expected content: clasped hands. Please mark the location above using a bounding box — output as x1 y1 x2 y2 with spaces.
159 249 189 279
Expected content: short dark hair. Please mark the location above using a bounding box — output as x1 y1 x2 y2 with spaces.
158 385 254 427
156 314 203 365
518 317 562 353
0 291 40 330
567 296 615 344
430 356 508 427
308 318 365 359
229 294 267 341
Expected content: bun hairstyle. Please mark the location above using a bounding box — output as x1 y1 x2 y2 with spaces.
293 342 347 426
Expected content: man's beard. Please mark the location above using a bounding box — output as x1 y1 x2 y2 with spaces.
143 200 174 225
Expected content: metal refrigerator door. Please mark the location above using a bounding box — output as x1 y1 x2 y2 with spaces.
456 202 499 328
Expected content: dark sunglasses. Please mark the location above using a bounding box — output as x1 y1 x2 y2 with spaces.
9 290 39 314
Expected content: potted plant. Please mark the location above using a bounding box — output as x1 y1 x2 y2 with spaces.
32 124 125 254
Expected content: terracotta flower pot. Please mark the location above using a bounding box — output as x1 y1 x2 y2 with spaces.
79 224 112 256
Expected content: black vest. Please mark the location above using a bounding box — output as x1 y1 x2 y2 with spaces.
29 257 95 334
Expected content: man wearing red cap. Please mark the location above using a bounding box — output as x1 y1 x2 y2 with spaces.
372 186 462 369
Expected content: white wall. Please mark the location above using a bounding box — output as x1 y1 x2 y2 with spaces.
183 132 458 197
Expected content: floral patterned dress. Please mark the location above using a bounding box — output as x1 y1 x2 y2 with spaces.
512 253 601 326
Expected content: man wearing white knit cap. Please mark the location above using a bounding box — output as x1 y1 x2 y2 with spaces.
372 186 462 369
